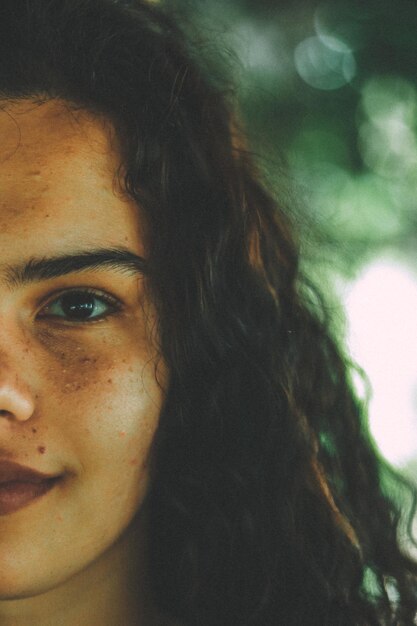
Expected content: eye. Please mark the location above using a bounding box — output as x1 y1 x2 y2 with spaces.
38 288 121 323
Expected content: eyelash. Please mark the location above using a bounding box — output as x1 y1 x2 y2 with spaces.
37 287 122 325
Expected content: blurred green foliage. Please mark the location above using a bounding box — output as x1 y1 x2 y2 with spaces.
159 0 417 537
162 0 417 284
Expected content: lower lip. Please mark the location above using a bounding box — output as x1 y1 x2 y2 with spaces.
0 478 61 516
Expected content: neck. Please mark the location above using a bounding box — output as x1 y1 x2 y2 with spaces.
0 508 163 626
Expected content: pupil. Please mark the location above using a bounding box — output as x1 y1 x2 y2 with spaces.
61 292 95 319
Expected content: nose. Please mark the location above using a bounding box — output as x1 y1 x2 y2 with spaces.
0 361 35 423
0 307 37 421
0 382 35 422
0 302 38 421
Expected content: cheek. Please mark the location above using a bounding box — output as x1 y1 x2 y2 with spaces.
35 328 164 473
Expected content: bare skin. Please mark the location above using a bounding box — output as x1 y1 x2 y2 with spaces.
0 98 174 625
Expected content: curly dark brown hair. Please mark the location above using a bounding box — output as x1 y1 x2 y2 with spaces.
1 0 416 624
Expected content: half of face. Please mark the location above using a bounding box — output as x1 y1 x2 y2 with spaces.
0 98 166 601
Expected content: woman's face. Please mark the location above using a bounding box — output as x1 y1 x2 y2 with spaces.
0 99 164 597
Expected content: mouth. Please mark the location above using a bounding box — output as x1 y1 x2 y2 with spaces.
0 477 62 516
0 461 63 516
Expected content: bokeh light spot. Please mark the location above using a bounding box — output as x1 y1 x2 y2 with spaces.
358 76 417 178
294 35 356 90
342 258 417 467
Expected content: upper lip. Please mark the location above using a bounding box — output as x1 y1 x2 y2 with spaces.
0 461 59 484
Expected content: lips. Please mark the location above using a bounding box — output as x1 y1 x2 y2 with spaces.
0 461 62 516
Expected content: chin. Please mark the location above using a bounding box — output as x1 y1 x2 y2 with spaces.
0 555 75 602
0 571 55 600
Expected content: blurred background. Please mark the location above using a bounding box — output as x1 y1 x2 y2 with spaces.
159 0 417 489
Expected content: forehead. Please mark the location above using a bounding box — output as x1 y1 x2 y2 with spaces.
0 98 143 260
0 98 115 164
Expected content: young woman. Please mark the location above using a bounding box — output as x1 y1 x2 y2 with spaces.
0 1 415 624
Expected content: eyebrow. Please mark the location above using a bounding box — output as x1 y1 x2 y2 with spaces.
3 247 148 289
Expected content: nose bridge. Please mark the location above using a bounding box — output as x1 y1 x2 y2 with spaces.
0 325 36 422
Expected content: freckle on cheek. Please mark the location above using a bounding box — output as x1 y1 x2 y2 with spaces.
64 382 83 393
37 446 46 455
32 428 37 434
